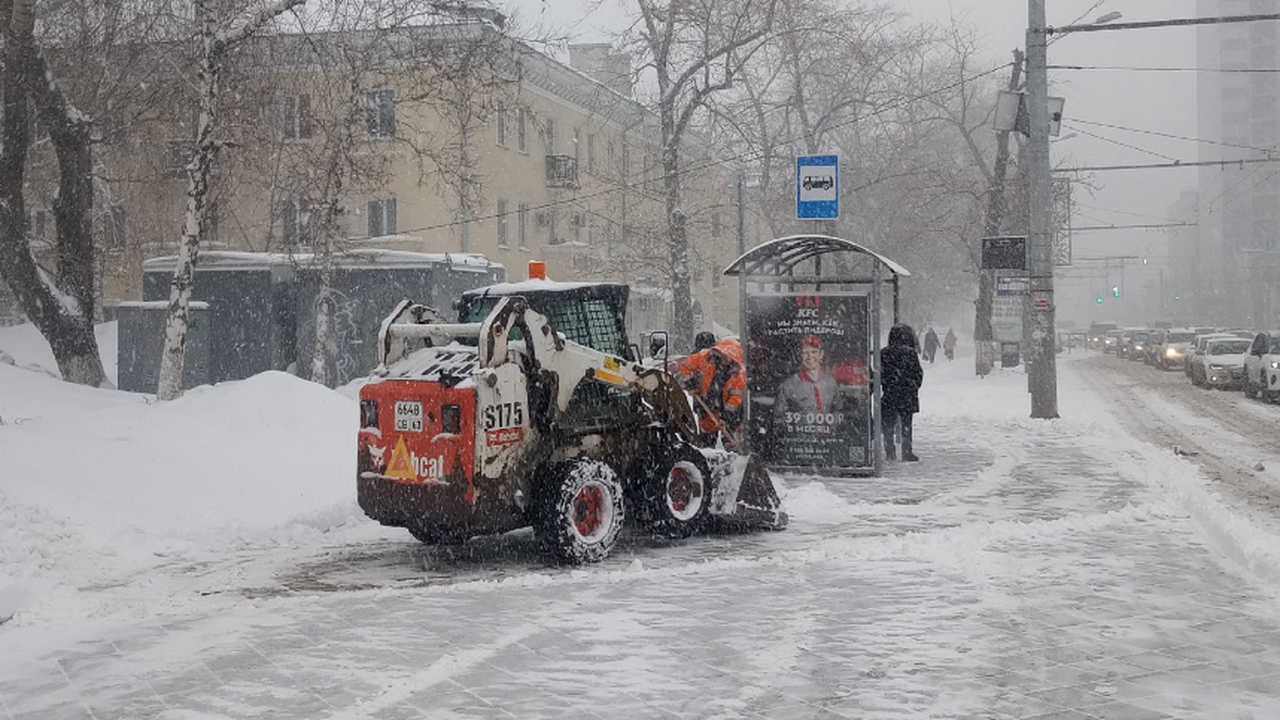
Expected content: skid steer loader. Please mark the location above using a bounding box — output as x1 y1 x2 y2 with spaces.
356 274 786 563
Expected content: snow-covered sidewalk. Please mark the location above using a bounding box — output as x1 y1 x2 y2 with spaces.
3 340 1280 719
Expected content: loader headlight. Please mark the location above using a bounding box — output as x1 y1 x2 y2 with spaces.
1271 361 1280 370
1166 348 1179 357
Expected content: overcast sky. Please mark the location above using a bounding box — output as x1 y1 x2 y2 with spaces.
503 0 1204 280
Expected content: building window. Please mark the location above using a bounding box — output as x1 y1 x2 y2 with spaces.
606 140 616 178
517 108 528 153
621 141 630 183
573 127 581 167
281 93 313 141
497 199 509 247
496 104 507 146
104 204 127 251
281 199 312 247
166 140 193 179
547 210 559 245
364 89 395 138
518 202 528 248
587 134 596 173
544 118 556 155
367 197 397 237
200 204 219 246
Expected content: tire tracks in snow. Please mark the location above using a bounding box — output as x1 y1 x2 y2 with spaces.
1074 355 1280 536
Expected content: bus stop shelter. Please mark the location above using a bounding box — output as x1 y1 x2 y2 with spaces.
724 234 910 477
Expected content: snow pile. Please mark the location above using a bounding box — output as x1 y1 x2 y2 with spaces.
0 323 363 623
0 320 118 386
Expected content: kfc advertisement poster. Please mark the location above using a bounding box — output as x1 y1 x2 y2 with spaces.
745 293 871 468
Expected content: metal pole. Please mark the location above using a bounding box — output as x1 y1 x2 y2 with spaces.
1027 0 1058 418
736 171 746 334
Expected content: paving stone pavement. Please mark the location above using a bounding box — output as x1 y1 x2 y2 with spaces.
5 364 1280 719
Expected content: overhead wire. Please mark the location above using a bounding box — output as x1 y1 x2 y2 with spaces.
1068 118 1277 156
1051 64 1280 73
1062 123 1182 162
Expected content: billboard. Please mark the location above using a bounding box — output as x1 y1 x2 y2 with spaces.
744 293 871 469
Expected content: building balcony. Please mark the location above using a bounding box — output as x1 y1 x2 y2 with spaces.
545 154 579 189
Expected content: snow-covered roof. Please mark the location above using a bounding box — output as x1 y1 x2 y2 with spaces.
462 278 624 295
723 234 911 279
143 250 503 273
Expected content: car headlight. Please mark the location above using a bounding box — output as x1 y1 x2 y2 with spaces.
1271 361 1280 370
1134 344 1144 351
1166 348 1180 357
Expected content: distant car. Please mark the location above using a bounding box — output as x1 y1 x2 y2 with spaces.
1156 330 1196 370
1088 322 1118 350
1243 331 1280 401
1118 329 1147 359
1185 333 1234 379
1191 337 1250 388
1102 329 1124 354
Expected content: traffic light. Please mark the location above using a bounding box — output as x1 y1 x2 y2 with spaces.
1112 285 1121 298
1096 296 1103 304
1174 293 1181 301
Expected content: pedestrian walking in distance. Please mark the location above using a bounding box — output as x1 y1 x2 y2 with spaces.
923 327 940 364
881 324 923 462
943 328 957 361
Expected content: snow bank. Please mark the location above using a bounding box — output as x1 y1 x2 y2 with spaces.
0 320 118 386
0 360 360 623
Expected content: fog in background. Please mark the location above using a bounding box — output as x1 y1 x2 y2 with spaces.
507 0 1209 327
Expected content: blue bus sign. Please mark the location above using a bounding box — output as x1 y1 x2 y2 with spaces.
796 155 839 219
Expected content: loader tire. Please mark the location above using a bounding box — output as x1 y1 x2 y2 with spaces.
638 445 711 539
534 459 625 564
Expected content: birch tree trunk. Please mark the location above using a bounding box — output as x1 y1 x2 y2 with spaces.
156 0 308 400
156 2 220 401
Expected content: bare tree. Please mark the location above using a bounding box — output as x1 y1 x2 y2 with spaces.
0 0 112 386
155 0 311 400
629 0 776 350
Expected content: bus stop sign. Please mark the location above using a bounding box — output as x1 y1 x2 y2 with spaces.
796 155 839 219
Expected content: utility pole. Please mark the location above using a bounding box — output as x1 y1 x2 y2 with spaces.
1026 0 1058 418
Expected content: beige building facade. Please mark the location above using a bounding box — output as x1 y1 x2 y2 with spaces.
74 18 749 339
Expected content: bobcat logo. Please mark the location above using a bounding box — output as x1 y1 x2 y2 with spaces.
368 443 387 467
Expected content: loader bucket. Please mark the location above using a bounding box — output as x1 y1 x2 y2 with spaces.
702 449 788 530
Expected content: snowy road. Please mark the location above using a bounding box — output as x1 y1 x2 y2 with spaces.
7 356 1280 718
1074 353 1280 536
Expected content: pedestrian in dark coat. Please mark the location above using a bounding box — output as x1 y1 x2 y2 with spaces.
923 327 940 363
881 324 924 461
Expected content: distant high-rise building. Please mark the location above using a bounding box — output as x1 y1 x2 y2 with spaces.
1197 0 1280 325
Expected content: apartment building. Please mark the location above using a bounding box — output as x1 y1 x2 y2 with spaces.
34 10 745 337
1196 0 1280 325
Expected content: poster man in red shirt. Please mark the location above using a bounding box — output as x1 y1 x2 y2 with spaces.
773 334 841 420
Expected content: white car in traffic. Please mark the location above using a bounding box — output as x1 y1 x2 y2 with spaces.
1191 337 1250 389
1243 331 1280 401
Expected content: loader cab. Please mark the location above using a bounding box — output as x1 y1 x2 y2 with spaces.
458 280 631 358
458 280 640 433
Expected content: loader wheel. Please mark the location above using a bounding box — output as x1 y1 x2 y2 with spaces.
534 459 625 564
640 446 711 538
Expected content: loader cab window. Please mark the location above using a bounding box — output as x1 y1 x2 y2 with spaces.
458 293 627 357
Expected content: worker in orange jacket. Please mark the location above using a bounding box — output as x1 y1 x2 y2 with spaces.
679 332 746 446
